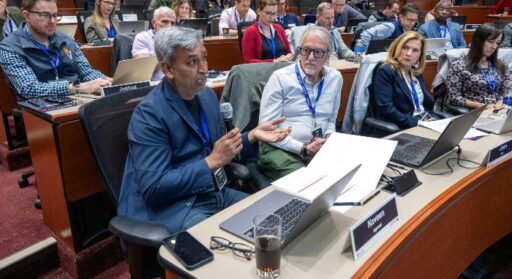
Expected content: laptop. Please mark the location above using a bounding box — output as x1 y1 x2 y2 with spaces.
111 56 157 85
178 18 208 38
473 108 512 134
345 19 367 33
390 106 485 168
56 24 78 38
117 20 147 35
425 38 449 59
220 165 360 247
366 39 394 54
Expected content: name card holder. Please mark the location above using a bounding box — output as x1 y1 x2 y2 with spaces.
483 139 512 168
349 194 399 261
103 81 151 96
464 24 481 31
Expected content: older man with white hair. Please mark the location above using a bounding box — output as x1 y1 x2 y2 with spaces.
258 25 343 180
131 6 176 81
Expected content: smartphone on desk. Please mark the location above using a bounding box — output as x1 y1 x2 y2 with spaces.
162 231 214 270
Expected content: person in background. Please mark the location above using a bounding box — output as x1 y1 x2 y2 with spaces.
84 0 119 43
258 25 341 180
118 26 291 232
373 31 436 129
132 7 176 81
316 2 354 60
0 0 23 40
331 0 366 29
447 24 511 109
148 0 172 10
418 0 466 49
0 0 111 99
490 0 512 14
359 5 418 52
274 0 298 29
368 0 399 22
218 0 256 36
501 22 512 47
172 0 192 21
241 0 292 63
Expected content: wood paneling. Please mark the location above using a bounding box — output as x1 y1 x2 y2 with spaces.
453 6 494 24
204 36 243 71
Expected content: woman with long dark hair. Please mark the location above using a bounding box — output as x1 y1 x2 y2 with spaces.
447 23 512 109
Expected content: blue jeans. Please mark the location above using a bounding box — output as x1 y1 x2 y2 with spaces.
181 188 248 230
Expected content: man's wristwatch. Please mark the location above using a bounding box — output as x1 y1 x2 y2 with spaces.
300 143 308 157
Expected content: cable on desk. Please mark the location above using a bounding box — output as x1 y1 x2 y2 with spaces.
419 145 480 176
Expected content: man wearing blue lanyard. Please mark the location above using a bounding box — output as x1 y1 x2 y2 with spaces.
118 27 291 232
258 25 342 181
315 2 354 60
418 0 466 50
218 0 256 36
274 0 299 29
0 0 111 100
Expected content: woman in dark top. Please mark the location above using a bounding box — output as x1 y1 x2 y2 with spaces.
447 23 511 109
241 0 292 63
373 31 435 129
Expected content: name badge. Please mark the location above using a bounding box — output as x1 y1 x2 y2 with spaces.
483 138 512 168
311 127 323 138
350 194 399 261
213 167 227 191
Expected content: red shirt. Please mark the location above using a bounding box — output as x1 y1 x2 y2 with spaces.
491 0 512 14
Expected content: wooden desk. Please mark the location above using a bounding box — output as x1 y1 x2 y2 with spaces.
21 96 114 252
204 36 243 71
453 6 493 24
158 127 512 278
81 45 113 77
486 14 512 21
463 30 475 44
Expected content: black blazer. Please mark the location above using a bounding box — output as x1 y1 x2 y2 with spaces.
373 63 434 129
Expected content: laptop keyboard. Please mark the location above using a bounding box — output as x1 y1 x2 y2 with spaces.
243 198 309 241
391 133 436 166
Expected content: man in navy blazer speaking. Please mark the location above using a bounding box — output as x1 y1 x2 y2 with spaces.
118 27 291 233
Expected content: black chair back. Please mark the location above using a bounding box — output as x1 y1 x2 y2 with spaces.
79 86 154 204
237 21 256 53
111 33 136 74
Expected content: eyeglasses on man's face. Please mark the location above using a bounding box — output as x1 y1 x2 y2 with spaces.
298 46 327 58
210 236 255 260
28 10 62 21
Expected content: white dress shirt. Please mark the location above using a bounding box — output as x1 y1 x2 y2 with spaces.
218 7 257 33
259 63 342 155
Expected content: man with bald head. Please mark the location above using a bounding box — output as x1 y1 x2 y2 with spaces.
132 6 177 80
258 25 343 180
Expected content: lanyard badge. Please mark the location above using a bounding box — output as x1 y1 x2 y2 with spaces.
295 64 324 128
479 62 497 94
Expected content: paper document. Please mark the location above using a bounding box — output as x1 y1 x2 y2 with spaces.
271 133 396 206
419 119 488 139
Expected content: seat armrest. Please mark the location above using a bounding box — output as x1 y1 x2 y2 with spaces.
364 117 400 134
225 162 250 180
109 215 171 248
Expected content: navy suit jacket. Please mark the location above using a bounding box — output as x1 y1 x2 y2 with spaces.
118 79 251 233
275 13 299 29
373 64 434 129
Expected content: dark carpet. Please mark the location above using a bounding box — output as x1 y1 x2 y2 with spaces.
0 164 129 278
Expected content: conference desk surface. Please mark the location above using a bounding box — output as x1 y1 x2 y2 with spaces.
158 126 512 278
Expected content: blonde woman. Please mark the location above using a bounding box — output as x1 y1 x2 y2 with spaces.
373 31 435 129
84 0 119 42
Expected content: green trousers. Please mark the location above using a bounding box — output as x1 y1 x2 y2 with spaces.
258 143 309 182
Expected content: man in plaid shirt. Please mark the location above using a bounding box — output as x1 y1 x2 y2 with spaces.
0 0 111 100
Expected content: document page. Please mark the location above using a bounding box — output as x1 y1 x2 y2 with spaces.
307 133 397 204
419 119 488 139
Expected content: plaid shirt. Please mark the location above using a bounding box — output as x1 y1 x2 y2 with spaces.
0 27 105 99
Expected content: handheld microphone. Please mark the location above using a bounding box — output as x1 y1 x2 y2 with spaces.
220 102 241 161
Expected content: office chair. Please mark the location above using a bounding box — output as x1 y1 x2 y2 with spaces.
221 62 293 191
111 33 136 74
237 21 256 54
142 9 154 22
0 70 38 206
79 86 170 278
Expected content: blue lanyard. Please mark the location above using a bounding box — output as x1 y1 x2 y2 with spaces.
330 29 337 51
259 21 276 58
191 107 212 154
408 73 421 112
295 64 324 120
24 26 60 80
478 62 497 94
277 15 284 25
234 7 245 26
436 23 447 38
